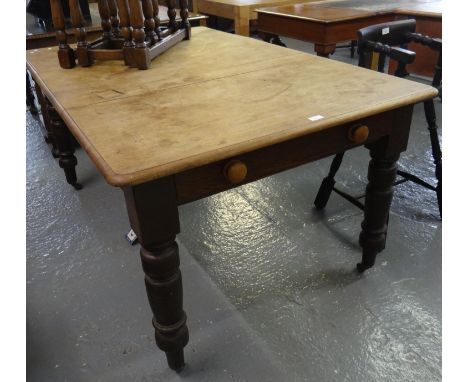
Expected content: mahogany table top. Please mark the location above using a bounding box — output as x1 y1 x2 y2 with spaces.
256 0 442 23
26 27 436 187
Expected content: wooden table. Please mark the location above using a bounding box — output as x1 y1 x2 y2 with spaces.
26 3 208 50
257 0 441 76
192 0 318 36
26 27 436 371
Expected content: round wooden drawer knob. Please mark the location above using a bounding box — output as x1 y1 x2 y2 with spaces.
224 160 248 184
348 125 369 144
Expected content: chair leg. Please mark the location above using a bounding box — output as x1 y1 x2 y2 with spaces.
271 35 286 47
423 99 442 217
395 62 409 78
259 32 287 47
350 40 357 58
314 152 345 210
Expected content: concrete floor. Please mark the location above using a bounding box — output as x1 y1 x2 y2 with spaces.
26 36 442 381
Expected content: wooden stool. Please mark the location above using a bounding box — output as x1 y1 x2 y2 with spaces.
50 0 191 69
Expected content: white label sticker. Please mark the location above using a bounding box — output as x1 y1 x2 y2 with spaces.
382 27 390 35
125 229 138 245
308 115 324 122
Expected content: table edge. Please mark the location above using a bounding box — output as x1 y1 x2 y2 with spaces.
255 7 378 23
256 3 442 23
27 56 438 188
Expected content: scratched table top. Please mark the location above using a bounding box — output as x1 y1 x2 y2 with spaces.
27 27 436 187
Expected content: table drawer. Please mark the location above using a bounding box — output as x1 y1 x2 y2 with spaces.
175 107 410 205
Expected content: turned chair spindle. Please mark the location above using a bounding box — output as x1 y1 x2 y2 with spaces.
179 0 190 38
129 0 151 68
142 0 157 44
179 0 189 28
166 0 177 31
129 0 148 49
98 0 113 41
107 0 121 36
117 0 135 65
152 0 161 39
406 31 442 97
50 0 75 68
69 0 92 66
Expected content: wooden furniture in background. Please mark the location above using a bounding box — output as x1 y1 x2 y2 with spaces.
192 0 318 36
49 0 191 69
27 27 436 371
257 0 441 76
314 19 442 217
391 2 441 79
27 2 208 50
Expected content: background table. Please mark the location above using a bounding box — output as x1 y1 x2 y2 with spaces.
257 0 441 76
192 0 318 36
26 27 436 371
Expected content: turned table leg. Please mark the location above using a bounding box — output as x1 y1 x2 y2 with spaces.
356 105 413 271
34 83 59 158
26 71 38 115
358 144 399 272
45 98 82 190
123 178 189 372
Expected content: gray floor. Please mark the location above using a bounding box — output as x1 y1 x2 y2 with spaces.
26 36 442 382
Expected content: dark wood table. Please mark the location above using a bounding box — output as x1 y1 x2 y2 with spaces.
26 27 436 372
257 0 441 77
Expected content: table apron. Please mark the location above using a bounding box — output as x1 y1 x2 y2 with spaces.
257 13 394 45
175 107 405 205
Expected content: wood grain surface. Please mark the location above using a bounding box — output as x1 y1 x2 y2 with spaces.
27 27 437 187
257 0 442 23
